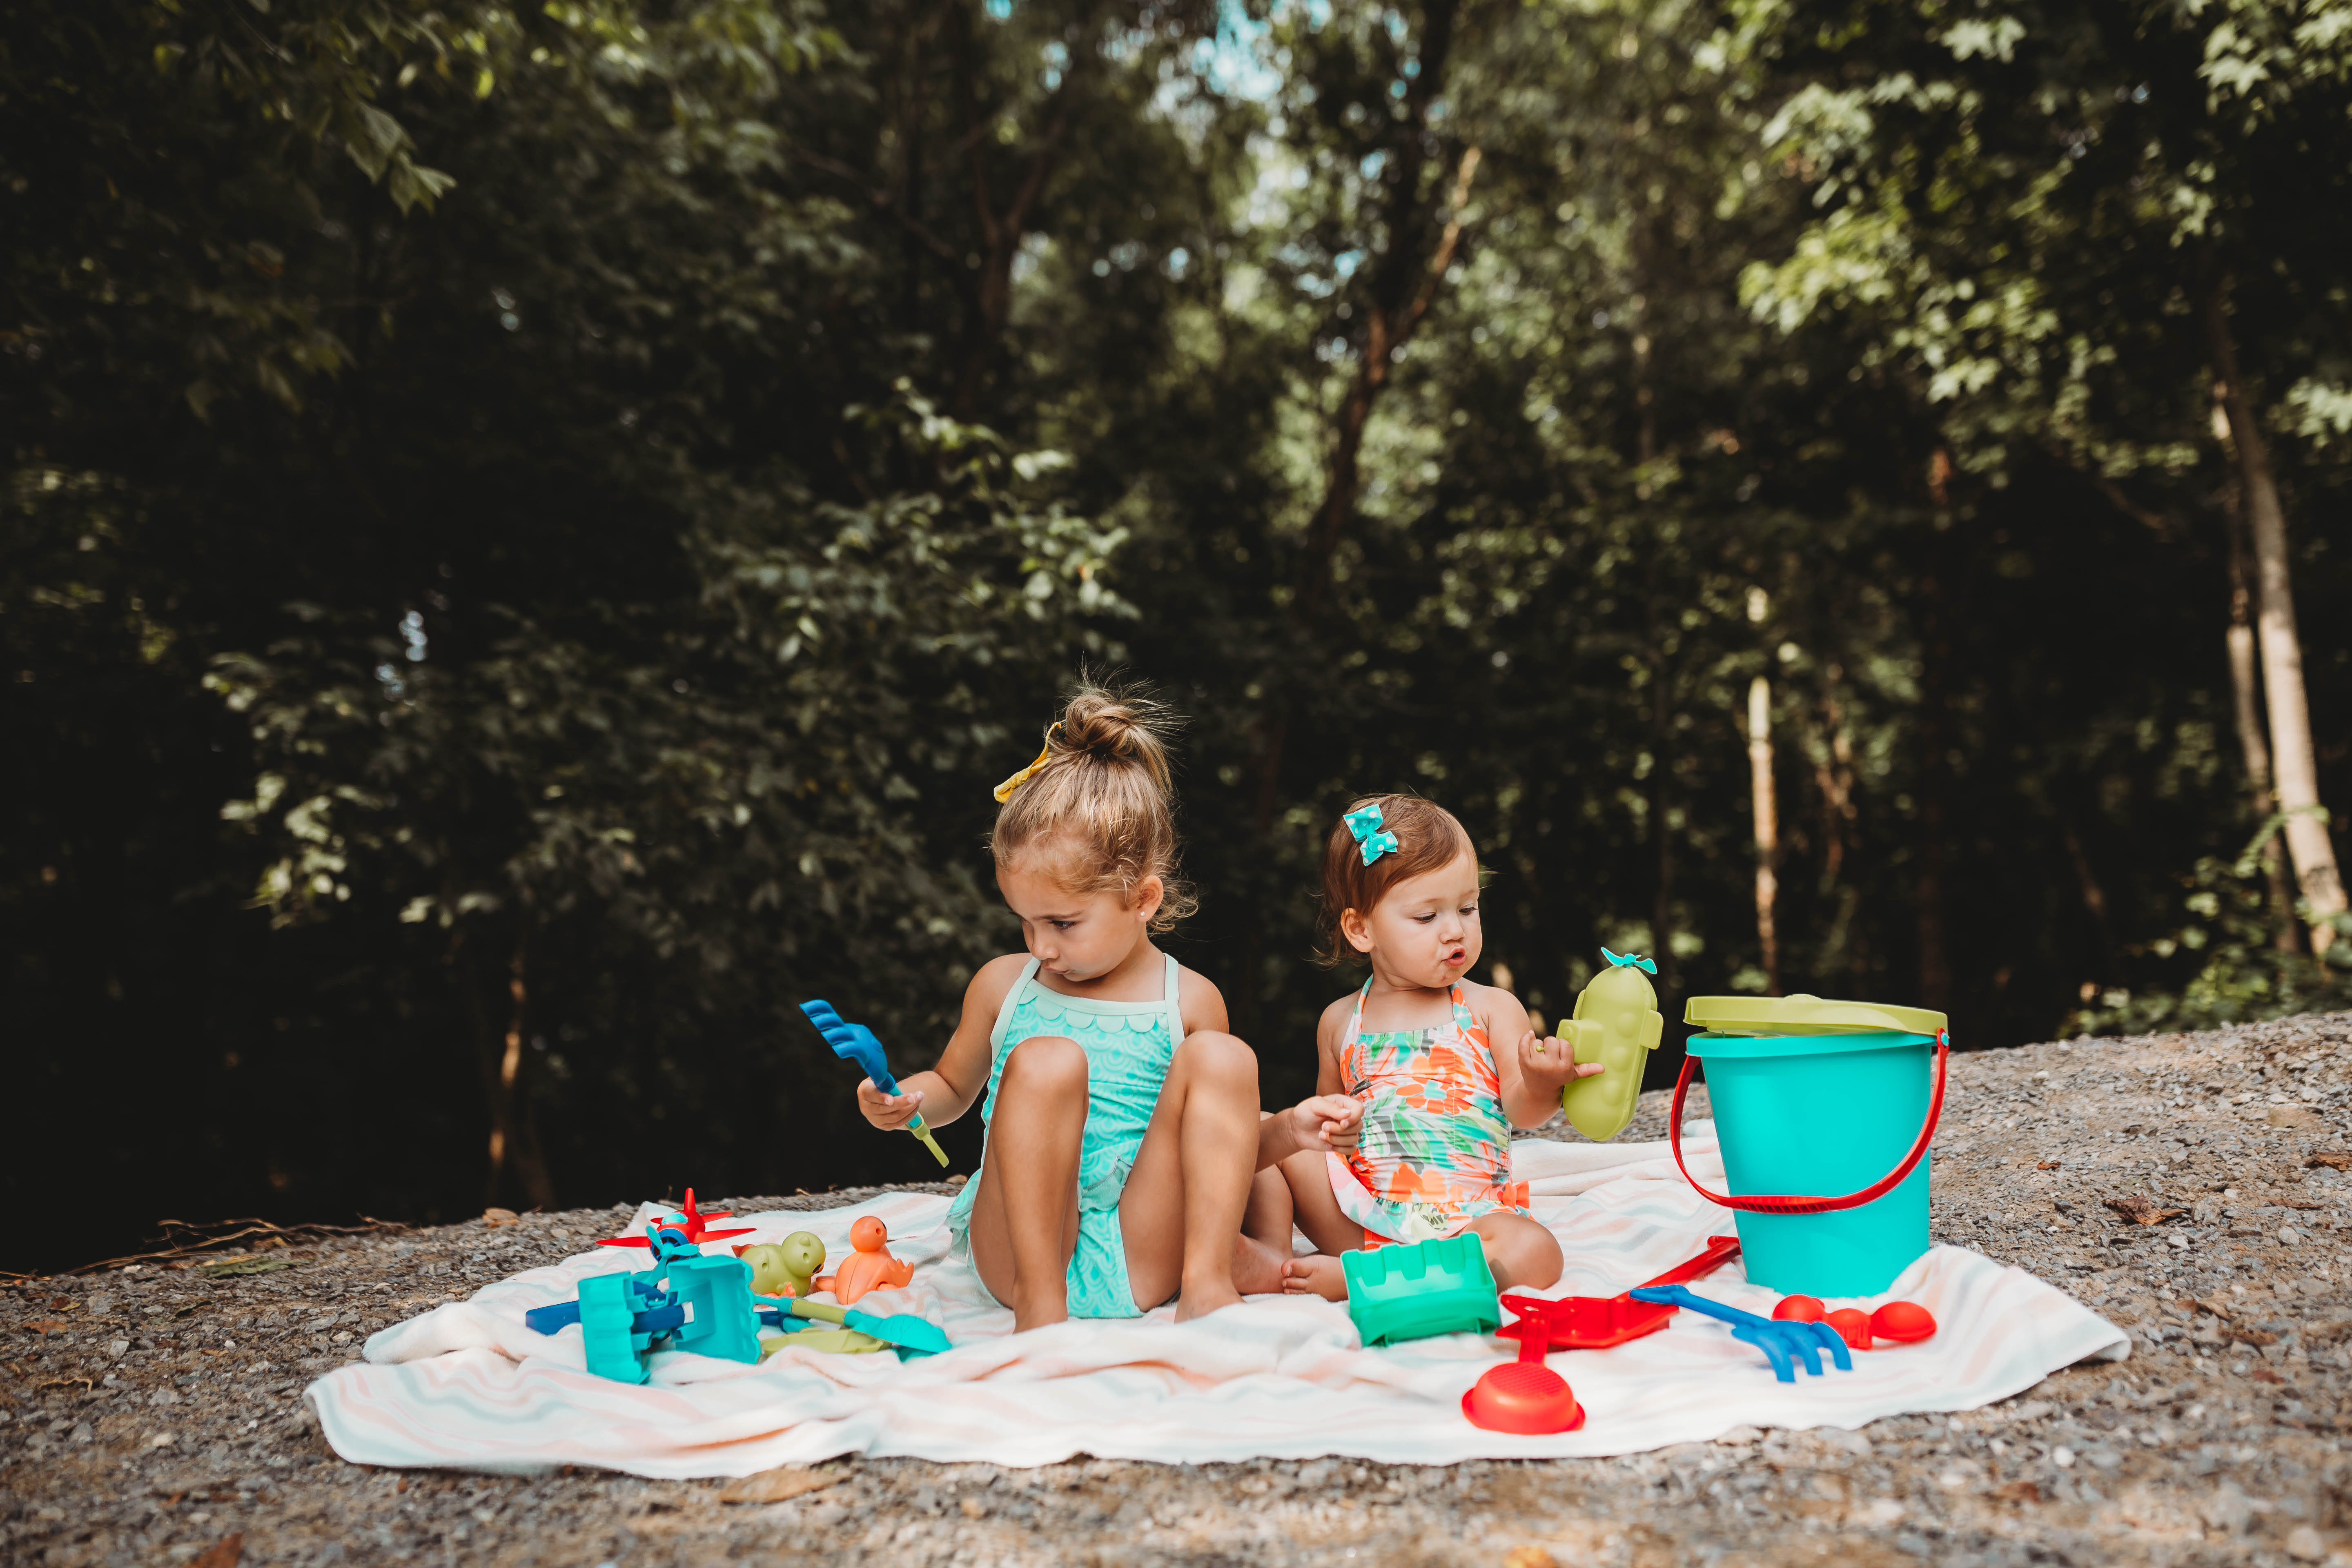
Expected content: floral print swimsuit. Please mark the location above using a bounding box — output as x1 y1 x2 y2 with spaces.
1325 980 1530 1243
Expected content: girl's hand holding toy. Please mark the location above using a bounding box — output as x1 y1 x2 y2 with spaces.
857 1077 927 1133
1514 1028 1605 1098
804 998 951 1166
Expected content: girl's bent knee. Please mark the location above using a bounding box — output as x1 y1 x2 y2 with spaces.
1001 1034 1088 1089
1177 1029 1258 1085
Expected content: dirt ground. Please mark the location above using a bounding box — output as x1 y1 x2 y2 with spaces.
8 1010 2352 1567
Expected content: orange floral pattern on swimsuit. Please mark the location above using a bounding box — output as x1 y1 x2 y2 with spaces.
1327 982 1529 1242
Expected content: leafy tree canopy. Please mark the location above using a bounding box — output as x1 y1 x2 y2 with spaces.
5 0 2346 1269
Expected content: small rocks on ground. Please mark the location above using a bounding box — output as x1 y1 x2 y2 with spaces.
7 1014 2352 1565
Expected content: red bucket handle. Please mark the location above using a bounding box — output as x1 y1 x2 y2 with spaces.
1670 1029 1949 1214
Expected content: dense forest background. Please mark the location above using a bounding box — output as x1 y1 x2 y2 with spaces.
6 0 2350 1272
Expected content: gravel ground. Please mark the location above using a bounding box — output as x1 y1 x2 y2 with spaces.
10 1010 2352 1567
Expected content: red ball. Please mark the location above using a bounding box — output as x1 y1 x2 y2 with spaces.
1824 1308 1873 1350
1772 1295 1826 1323
1870 1301 1937 1343
1462 1363 1586 1434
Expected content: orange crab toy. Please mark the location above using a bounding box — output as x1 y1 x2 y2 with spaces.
816 1216 913 1305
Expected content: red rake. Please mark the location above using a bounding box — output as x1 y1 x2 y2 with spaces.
1497 1234 1743 1357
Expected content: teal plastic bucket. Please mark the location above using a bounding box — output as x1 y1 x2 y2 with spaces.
1686 1031 1937 1297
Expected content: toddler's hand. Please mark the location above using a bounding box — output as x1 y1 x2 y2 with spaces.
857 1077 923 1131
1289 1093 1364 1153
1517 1030 1604 1091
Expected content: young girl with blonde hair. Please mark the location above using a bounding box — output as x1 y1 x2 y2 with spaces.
858 682 1356 1329
1255 793 1601 1298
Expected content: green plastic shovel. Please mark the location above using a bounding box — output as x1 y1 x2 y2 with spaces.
786 1296 952 1358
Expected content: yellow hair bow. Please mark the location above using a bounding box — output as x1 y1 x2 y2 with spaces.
992 726 1061 803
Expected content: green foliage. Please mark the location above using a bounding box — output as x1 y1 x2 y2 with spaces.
207 385 1123 977
2072 820 2352 1036
6 0 2349 1267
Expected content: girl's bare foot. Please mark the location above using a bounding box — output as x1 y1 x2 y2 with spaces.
1012 1292 1070 1334
1230 1231 1290 1297
1173 1277 1244 1321
1280 1253 1349 1301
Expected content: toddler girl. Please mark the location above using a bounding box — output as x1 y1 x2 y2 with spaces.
1258 794 1599 1298
858 683 1350 1330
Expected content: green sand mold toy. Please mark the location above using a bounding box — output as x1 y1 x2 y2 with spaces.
1555 948 1666 1142
1343 1235 1500 1348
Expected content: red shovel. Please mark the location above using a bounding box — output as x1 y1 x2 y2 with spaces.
1497 1234 1743 1355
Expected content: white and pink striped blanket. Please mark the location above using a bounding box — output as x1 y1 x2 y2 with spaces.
307 1127 2127 1476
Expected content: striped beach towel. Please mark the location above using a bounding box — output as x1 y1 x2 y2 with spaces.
306 1126 2128 1476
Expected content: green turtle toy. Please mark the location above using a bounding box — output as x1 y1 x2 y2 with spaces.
737 1231 827 1299
1555 948 1665 1142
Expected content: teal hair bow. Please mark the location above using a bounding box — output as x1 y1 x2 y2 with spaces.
1601 947 1658 974
1343 803 1400 866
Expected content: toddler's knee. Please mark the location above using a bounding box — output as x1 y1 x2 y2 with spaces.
1002 1034 1088 1091
1178 1029 1258 1087
1490 1223 1563 1287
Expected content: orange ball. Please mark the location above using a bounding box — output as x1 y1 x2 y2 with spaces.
1772 1295 1825 1323
1824 1308 1873 1350
1870 1301 1937 1343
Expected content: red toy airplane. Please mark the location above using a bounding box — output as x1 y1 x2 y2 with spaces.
596 1188 756 1249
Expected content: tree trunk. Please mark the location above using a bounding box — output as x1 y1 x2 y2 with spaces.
2220 462 2303 953
484 941 553 1209
1635 203 1673 993
1250 141 1481 839
1284 146 1483 633
1244 0 1475 836
1234 5 1470 1036
1647 570 1675 997
2059 813 2117 973
1913 559 1953 1012
2207 281 2347 953
1814 668 1856 893
1747 675 1780 995
945 0 1081 419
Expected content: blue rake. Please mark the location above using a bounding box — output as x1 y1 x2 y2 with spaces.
1628 1284 1855 1383
800 1000 950 1167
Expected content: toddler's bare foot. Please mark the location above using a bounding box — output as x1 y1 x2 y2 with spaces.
1230 1231 1290 1298
1280 1253 1349 1301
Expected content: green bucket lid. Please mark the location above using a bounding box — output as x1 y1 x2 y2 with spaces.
1682 992 1948 1038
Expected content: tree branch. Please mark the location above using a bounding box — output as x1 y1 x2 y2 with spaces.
1395 146 1481 347
793 150 962 264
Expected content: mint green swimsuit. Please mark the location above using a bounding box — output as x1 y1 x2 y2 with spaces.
944 954 1183 1318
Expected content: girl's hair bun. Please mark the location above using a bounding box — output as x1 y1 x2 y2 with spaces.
1052 685 1174 791
993 676 1194 929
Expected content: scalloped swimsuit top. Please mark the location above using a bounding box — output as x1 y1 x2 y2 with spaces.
1326 980 1528 1244
944 954 1184 1318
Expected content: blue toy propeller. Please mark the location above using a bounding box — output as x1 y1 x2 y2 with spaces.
801 1000 949 1167
1628 1284 1854 1383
